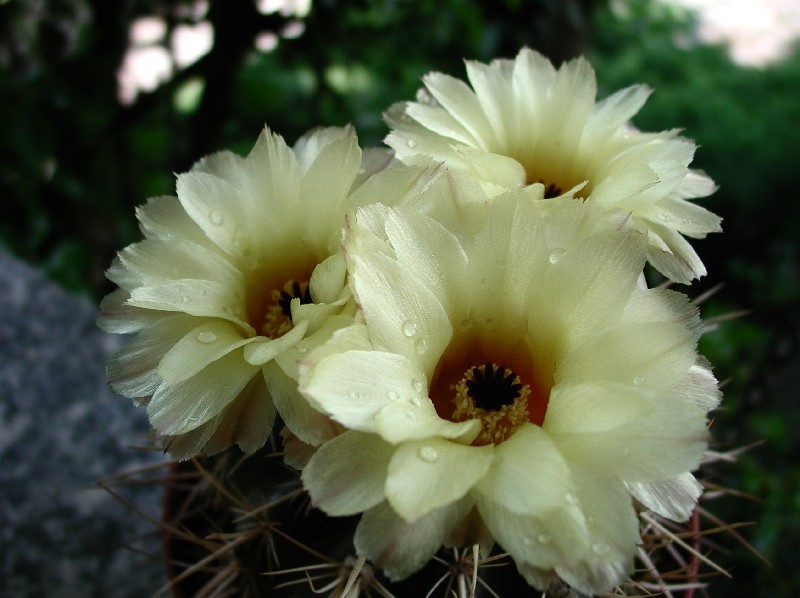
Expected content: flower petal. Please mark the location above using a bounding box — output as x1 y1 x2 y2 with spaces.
300 350 420 431
473 424 580 518
625 472 703 522
354 498 472 581
158 319 252 384
147 348 259 435
386 438 492 521
303 430 394 516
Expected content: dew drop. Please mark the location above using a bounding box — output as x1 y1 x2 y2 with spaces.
418 446 439 462
537 533 551 544
349 391 362 400
296 346 308 354
181 295 191 303
549 248 567 264
415 338 427 355
633 376 644 386
410 396 423 408
411 379 425 393
209 209 224 225
658 212 671 223
405 410 417 420
187 416 199 423
565 492 578 505
522 537 534 546
196 330 218 344
401 319 418 337
683 216 693 225
407 139 418 148
388 390 400 401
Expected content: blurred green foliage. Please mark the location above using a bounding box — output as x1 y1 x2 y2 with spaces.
1 0 798 594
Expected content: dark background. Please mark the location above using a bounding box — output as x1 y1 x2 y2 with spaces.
1 0 798 594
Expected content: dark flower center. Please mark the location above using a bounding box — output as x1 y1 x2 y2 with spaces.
278 280 313 319
465 362 523 411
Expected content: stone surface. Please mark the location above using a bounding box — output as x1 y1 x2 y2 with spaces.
0 251 168 597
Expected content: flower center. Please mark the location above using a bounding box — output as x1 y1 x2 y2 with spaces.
429 333 551 446
451 363 531 446
538 180 564 199
261 279 312 338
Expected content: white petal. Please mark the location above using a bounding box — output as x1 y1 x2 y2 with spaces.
625 472 703 522
544 382 655 435
308 252 347 305
374 396 479 445
98 289 162 334
242 319 309 365
159 319 252 384
135 195 207 244
281 427 319 470
556 470 638 595
303 430 394 516
263 361 339 446
300 350 419 431
548 384 709 483
558 321 697 390
421 72 497 147
354 497 472 581
127 279 251 333
117 238 241 289
346 231 453 376
147 348 259 434
386 438 492 521
473 424 580 517
299 130 362 253
107 315 198 397
175 170 252 257
203 373 276 455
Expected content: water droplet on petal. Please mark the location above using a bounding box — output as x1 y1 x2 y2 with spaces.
181 295 191 303
401 319 418 337
415 338 427 355
658 212 671 223
296 346 308 354
549 248 567 264
405 410 417 419
209 209 224 225
565 492 578 505
633 376 644 386
522 537 534 546
410 396 423 407
196 330 218 344
411 379 425 393
537 533 551 544
407 139 418 148
388 390 400 401
683 216 693 224
418 446 439 462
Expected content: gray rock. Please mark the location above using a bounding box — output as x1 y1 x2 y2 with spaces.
0 251 168 598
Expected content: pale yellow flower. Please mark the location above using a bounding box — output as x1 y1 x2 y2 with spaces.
98 126 429 459
385 47 722 283
299 191 719 594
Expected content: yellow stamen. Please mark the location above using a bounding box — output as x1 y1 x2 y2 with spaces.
451 363 531 446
